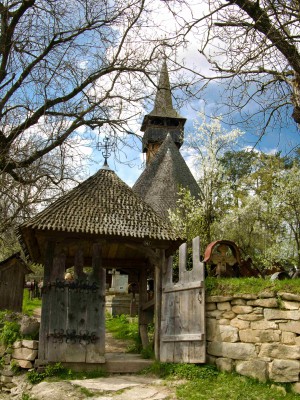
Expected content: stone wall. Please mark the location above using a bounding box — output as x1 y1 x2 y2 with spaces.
0 339 38 394
206 291 300 389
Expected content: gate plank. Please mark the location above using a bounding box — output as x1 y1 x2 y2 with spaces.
86 242 105 363
160 237 206 363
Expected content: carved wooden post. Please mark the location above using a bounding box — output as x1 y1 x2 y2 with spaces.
74 248 85 280
38 240 56 362
139 266 149 348
154 249 165 359
43 240 55 284
51 250 66 281
85 242 106 363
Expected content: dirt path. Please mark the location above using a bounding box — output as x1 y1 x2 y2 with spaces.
105 331 134 353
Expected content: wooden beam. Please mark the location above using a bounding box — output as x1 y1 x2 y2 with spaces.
91 242 104 284
44 240 55 284
162 334 205 342
154 249 165 360
163 281 204 293
125 244 160 264
142 298 155 311
65 257 147 269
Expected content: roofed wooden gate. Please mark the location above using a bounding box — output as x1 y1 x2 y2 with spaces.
160 236 205 363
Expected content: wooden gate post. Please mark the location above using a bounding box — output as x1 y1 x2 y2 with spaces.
85 242 106 363
154 249 165 360
138 267 149 348
38 240 56 362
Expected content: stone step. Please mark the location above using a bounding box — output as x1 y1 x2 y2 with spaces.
37 353 154 374
104 353 154 374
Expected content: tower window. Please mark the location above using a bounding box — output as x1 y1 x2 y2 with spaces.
166 118 179 127
150 119 164 126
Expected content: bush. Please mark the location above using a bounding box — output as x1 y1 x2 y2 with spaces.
0 320 21 346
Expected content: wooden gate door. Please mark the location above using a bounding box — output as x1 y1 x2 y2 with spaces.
160 236 205 363
38 254 106 364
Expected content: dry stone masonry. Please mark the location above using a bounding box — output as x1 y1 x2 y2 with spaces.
0 340 37 394
206 291 300 388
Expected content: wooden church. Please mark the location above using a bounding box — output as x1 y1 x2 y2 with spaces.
17 61 205 368
133 60 200 218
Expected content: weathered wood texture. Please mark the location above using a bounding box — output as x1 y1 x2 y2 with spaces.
138 267 150 348
154 250 165 359
0 254 30 312
38 242 105 364
160 237 205 363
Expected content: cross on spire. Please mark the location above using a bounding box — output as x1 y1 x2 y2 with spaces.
97 136 114 167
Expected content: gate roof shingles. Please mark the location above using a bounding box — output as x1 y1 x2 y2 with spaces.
19 167 180 241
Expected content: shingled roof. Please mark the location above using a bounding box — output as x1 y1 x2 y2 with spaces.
141 61 185 130
18 167 181 242
133 134 200 219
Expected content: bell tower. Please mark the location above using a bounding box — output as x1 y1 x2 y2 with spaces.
141 61 186 165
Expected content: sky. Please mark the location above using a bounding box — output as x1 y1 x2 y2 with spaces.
72 0 300 188
87 74 300 188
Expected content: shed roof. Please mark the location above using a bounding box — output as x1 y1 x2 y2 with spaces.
0 252 32 274
18 167 181 245
133 134 200 219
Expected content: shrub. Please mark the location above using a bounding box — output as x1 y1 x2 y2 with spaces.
0 320 21 346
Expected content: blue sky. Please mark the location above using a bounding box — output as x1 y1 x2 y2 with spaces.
90 77 300 188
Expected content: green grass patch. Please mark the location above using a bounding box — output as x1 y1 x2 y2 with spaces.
106 314 139 341
22 290 42 316
27 362 108 384
105 314 155 357
176 371 299 400
144 362 299 399
21 394 38 400
106 314 142 352
143 361 218 380
79 387 95 397
206 277 300 296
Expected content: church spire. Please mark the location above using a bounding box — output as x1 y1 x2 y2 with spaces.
151 60 175 117
141 61 186 165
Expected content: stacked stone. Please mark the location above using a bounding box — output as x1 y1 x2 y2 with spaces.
0 340 38 394
206 291 300 391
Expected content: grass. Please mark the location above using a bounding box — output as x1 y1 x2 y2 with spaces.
22 290 42 316
79 387 95 397
106 314 140 341
106 314 142 353
27 362 108 384
143 361 218 379
145 362 300 399
176 371 299 400
206 277 300 296
105 314 155 358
